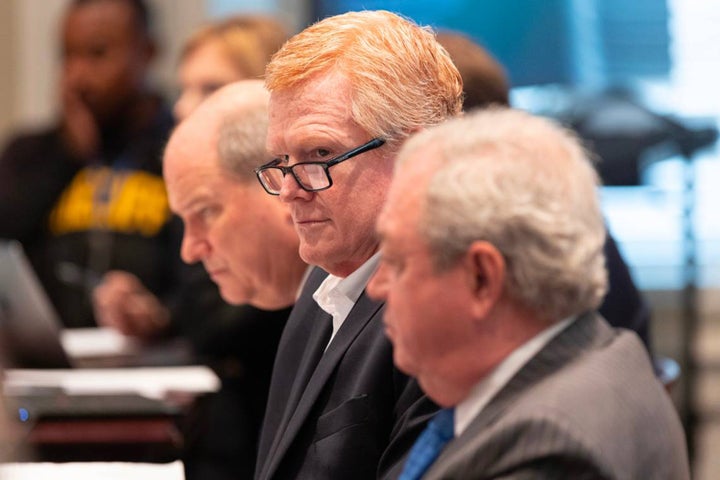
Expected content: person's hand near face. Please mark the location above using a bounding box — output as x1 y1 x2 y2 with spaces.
60 75 100 161
93 270 170 337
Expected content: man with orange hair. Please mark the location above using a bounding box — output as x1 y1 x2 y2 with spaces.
253 10 463 480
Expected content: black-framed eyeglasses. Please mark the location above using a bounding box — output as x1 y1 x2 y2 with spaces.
254 138 385 195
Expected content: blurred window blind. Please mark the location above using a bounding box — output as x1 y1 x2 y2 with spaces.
667 0 720 115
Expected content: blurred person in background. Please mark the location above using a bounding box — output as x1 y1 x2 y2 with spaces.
174 14 288 121
434 30 510 110
0 0 176 331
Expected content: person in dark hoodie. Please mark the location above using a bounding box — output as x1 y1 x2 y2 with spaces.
0 0 176 331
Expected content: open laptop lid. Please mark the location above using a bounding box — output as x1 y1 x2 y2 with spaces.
0 241 72 369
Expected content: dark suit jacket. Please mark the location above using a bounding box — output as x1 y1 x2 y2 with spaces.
255 267 437 480
600 231 651 352
424 313 690 480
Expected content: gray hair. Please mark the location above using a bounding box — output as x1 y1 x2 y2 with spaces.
398 107 608 320
217 101 270 182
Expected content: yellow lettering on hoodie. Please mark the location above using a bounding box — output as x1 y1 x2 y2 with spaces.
49 167 170 236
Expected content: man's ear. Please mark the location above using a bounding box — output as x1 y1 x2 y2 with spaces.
464 241 505 319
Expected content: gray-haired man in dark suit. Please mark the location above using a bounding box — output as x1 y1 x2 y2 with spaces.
368 107 690 480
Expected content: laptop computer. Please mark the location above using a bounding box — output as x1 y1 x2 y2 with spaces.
0 241 73 369
0 241 221 430
0 240 193 369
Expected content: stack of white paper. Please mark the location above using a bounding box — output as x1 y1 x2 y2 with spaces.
3 366 220 399
0 460 184 480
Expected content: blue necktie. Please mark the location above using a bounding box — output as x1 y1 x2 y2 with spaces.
399 408 455 480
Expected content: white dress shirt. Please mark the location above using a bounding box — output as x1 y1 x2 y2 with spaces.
454 316 575 436
312 252 381 349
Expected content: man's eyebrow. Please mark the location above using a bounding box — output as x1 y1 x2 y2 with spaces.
176 190 211 213
269 154 289 165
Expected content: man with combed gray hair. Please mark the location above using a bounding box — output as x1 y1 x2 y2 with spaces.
163 79 307 479
368 107 689 480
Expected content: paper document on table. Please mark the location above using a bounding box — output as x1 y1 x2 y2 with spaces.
60 327 141 358
60 327 195 368
0 461 184 480
2 366 220 399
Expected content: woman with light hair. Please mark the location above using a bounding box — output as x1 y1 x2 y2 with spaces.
174 14 288 121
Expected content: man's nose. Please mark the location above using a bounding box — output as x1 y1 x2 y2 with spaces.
180 233 209 264
278 171 313 202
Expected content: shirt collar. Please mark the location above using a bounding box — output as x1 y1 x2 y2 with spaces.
454 316 576 436
312 252 382 344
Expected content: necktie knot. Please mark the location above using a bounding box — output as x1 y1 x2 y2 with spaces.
428 407 454 441
399 408 455 480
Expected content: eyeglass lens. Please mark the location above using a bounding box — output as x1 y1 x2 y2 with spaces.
259 163 330 193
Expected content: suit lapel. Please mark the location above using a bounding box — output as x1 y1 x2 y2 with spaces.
428 312 613 475
296 290 383 414
258 268 329 479
262 289 383 479
273 307 332 439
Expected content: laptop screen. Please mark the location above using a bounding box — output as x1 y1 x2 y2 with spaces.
0 241 72 369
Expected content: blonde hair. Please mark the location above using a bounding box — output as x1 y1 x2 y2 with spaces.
181 14 289 79
265 10 463 143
